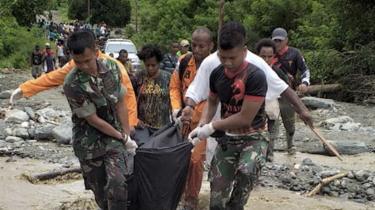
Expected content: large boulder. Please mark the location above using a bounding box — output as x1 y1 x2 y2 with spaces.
33 124 56 140
299 140 369 155
0 90 13 99
320 116 361 131
12 127 30 139
35 107 68 122
5 109 29 123
5 136 23 143
52 123 72 144
301 97 335 109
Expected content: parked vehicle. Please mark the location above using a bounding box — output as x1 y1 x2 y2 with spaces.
104 39 141 71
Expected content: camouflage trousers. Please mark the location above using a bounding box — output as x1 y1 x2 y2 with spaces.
209 133 268 210
279 97 296 149
31 64 43 79
79 149 128 210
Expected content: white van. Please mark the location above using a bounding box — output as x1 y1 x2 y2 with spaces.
104 39 141 71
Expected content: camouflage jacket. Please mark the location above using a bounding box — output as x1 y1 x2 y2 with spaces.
63 58 126 160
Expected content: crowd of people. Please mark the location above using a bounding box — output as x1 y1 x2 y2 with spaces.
15 20 313 210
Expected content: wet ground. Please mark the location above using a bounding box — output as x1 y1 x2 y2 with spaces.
1 71 375 209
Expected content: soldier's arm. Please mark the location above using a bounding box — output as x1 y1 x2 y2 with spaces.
169 70 183 111
63 82 123 141
19 59 76 97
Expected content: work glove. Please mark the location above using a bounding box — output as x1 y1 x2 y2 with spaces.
172 109 180 122
10 88 23 105
196 122 215 140
124 135 138 155
188 123 215 145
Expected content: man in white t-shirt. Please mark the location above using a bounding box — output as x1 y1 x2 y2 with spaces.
181 50 313 128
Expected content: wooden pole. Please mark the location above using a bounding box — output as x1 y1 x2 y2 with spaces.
309 125 343 161
306 172 348 197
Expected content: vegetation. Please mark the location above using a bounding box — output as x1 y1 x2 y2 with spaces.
68 0 131 27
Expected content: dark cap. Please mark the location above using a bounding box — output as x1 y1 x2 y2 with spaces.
272 27 288 40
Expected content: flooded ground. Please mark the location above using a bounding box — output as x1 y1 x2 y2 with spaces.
1 71 375 209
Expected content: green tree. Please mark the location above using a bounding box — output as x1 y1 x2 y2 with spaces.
9 0 49 27
68 0 131 27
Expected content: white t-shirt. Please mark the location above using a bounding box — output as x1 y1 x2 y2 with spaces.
185 50 288 103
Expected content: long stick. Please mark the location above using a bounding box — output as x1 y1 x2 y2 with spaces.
306 172 348 197
309 125 343 161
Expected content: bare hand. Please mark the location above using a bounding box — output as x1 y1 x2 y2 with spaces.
297 84 308 95
299 110 314 128
181 106 194 121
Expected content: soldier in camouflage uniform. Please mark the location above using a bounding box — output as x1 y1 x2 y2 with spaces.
63 31 138 210
188 22 268 210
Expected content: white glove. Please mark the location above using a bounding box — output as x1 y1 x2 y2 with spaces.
188 126 200 142
196 122 215 140
125 137 138 155
10 88 23 105
172 109 180 122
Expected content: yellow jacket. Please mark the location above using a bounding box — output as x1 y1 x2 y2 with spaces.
20 51 139 126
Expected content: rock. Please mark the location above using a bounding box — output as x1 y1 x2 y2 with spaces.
366 188 375 196
302 158 315 166
340 122 361 131
4 127 12 136
322 186 331 194
0 119 6 138
355 170 370 182
329 191 339 197
347 171 355 179
301 97 335 109
5 136 23 143
5 109 29 123
35 107 67 121
0 139 6 146
21 122 29 128
329 141 369 155
34 125 56 140
0 90 13 99
24 107 36 120
362 183 372 189
52 123 72 144
12 127 29 139
320 170 340 178
320 116 355 130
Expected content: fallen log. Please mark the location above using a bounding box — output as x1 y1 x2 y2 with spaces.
306 172 348 197
23 166 81 183
306 84 341 95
